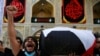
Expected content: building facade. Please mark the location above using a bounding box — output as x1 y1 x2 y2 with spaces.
1 0 100 47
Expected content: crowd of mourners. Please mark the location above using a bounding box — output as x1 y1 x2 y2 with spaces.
0 5 100 56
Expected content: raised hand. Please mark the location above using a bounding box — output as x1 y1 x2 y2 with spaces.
6 5 18 16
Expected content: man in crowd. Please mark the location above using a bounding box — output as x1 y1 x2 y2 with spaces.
6 5 38 56
94 32 100 56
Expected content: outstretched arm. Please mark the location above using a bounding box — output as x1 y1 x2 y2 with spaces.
7 5 20 56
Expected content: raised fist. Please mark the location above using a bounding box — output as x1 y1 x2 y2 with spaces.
6 5 18 15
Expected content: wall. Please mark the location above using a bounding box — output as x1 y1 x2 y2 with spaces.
1 0 100 47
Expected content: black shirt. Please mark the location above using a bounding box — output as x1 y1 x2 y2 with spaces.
17 50 26 56
0 51 4 56
0 48 13 56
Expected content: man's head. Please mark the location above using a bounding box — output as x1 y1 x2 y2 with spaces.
23 36 38 53
94 32 100 49
96 37 100 49
16 36 23 46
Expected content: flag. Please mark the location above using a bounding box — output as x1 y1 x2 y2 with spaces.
39 27 96 56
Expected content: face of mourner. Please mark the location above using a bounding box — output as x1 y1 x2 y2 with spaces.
96 37 100 49
24 38 36 52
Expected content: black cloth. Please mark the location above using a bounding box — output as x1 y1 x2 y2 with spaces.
0 51 4 56
4 48 13 56
0 48 13 56
39 31 85 56
94 49 100 56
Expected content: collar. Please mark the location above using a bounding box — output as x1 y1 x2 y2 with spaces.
24 51 36 56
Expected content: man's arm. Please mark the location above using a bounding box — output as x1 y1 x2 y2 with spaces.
7 6 20 56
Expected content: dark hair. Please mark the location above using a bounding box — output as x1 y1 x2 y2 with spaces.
0 40 3 46
16 36 23 45
23 36 38 51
